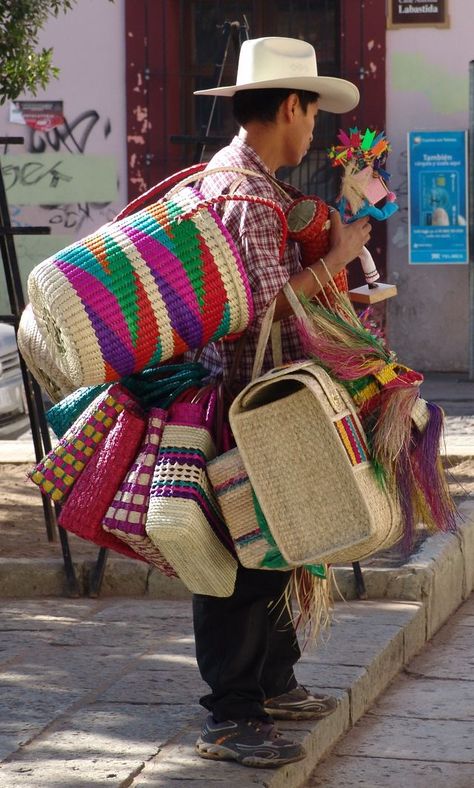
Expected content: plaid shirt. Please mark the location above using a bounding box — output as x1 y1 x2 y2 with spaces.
197 136 305 390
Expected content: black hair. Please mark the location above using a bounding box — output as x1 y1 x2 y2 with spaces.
232 88 320 126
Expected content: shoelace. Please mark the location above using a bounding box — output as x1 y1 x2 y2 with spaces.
247 719 281 739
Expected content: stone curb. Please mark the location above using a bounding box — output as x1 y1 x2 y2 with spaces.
3 503 474 608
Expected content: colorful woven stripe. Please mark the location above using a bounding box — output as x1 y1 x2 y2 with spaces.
212 465 268 550
28 186 253 387
29 384 134 502
145 420 238 596
150 440 225 539
335 414 369 466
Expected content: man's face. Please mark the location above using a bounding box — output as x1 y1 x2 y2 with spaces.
287 99 319 167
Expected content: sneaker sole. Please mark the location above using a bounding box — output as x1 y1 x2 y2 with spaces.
195 741 306 768
264 706 336 720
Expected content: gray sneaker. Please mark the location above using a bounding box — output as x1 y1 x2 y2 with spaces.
195 715 306 768
264 684 337 720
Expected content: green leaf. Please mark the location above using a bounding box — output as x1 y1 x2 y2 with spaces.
0 1 113 104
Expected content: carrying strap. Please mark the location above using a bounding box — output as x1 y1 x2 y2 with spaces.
251 283 306 381
114 162 207 221
114 164 290 221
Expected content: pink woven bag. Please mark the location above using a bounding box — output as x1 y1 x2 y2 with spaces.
58 404 147 559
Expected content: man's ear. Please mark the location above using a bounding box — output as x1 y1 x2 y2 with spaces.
282 93 300 122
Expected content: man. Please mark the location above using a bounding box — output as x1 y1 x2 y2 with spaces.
192 37 371 768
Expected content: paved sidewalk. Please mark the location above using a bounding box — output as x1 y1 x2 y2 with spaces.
0 596 430 787
307 592 474 788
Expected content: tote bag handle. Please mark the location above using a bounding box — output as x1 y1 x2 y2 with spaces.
114 164 289 260
251 283 307 381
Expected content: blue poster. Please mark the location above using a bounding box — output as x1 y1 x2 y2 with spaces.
408 130 468 264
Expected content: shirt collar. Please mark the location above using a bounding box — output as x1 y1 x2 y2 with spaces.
229 136 274 177
229 135 302 201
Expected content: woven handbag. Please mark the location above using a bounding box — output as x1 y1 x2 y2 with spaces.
58 404 148 559
208 447 292 571
227 284 403 566
29 384 136 503
27 163 287 388
101 407 177 576
146 391 238 596
17 304 75 403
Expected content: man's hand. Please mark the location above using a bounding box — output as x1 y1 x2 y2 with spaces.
326 210 372 272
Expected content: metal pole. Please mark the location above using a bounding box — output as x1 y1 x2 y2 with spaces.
469 61 474 379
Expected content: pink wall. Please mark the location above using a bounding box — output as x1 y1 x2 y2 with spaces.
386 0 471 370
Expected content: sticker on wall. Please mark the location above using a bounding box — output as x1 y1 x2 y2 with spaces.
407 130 468 264
10 101 65 132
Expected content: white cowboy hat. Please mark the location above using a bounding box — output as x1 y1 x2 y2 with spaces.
194 37 359 114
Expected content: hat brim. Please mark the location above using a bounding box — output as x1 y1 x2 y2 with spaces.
194 76 359 114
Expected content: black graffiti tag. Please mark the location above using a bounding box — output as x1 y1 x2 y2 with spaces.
26 110 111 154
46 201 114 232
2 160 73 191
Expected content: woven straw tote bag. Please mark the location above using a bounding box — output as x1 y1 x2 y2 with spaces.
17 304 75 403
101 407 177 576
27 163 288 388
146 394 238 597
29 384 137 503
58 405 148 559
228 284 403 566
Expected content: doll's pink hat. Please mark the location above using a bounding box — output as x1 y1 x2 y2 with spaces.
194 37 359 114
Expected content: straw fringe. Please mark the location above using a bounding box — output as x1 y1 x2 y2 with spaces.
283 567 333 646
292 281 457 549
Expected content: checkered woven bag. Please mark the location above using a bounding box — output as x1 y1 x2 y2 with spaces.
28 384 136 503
146 393 238 597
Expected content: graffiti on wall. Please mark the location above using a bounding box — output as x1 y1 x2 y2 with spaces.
25 110 112 155
1 108 119 287
3 109 118 231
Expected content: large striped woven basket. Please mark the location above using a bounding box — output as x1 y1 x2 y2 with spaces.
27 164 286 388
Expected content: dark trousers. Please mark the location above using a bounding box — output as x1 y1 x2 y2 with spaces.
193 564 301 721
